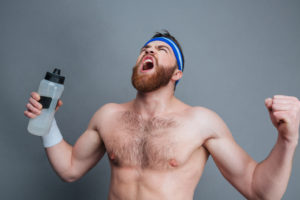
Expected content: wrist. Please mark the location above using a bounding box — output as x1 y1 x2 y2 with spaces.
277 133 298 149
41 118 63 148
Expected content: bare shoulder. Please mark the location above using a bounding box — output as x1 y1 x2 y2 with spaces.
88 103 126 130
95 103 124 117
188 106 232 139
173 101 220 123
186 106 220 121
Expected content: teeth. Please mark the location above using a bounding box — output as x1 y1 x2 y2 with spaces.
142 58 154 70
144 59 152 63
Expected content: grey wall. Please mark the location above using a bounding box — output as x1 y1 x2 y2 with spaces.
0 0 299 199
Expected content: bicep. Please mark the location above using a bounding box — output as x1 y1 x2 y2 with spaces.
71 117 106 177
203 111 257 198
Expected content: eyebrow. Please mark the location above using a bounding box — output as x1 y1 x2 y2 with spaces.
140 44 171 52
157 45 171 52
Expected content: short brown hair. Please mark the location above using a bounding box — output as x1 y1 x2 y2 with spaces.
152 30 185 72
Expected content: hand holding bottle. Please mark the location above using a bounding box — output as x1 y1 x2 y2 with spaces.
26 68 65 136
24 92 63 118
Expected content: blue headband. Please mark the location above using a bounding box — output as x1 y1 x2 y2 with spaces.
144 37 183 71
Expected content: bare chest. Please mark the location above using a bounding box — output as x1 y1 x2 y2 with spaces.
103 111 199 169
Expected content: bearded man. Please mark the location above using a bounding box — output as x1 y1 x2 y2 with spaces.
24 31 300 200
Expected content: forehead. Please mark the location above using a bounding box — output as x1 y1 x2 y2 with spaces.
145 40 172 49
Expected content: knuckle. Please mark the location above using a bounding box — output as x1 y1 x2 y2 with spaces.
31 92 37 98
292 96 298 101
30 98 41 109
292 106 298 112
33 102 39 109
290 113 297 121
29 98 35 105
32 92 40 100
34 107 39 113
273 111 280 117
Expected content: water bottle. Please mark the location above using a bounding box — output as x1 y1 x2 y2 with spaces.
28 68 65 136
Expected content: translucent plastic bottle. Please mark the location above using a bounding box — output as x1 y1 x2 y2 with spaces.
28 68 65 136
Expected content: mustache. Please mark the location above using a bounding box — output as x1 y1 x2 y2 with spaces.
131 61 177 93
138 54 158 67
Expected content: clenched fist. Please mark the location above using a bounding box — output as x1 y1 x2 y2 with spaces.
265 95 300 144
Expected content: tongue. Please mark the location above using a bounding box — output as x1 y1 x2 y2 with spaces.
143 62 153 70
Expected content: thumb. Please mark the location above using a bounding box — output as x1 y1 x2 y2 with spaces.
265 98 273 112
55 99 63 112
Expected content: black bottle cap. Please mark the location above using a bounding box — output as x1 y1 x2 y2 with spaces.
45 68 65 84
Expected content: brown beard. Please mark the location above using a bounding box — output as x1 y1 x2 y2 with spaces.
131 62 176 93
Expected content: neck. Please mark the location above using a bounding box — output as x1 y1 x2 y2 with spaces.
133 85 176 118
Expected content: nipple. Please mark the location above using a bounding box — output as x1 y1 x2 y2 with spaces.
109 152 116 160
168 159 179 167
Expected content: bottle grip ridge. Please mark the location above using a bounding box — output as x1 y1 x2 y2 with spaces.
38 96 52 109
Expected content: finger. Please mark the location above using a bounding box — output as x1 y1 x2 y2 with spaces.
55 100 63 111
265 98 273 111
57 100 63 107
272 103 291 111
24 110 37 118
31 92 40 101
272 98 296 105
26 103 41 115
29 97 43 110
274 95 299 101
273 111 291 124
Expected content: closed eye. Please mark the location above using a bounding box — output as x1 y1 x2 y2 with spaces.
157 45 170 53
159 48 167 52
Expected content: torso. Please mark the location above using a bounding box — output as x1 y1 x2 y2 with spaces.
97 101 213 200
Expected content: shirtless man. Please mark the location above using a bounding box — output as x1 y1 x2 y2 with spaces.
24 31 300 200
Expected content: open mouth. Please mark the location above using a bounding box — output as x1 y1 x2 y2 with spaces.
142 58 154 71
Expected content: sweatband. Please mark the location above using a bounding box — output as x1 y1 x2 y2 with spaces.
144 37 183 71
41 118 63 148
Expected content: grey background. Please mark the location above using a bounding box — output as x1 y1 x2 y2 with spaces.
0 0 299 199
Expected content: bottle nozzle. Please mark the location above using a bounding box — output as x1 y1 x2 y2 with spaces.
45 68 65 84
53 68 61 75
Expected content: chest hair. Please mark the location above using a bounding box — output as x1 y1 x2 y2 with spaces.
107 111 179 168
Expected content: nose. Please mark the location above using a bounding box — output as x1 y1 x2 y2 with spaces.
145 48 154 54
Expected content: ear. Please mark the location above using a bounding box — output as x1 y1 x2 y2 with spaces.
172 69 183 81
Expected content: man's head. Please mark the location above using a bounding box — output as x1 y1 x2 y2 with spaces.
131 30 184 93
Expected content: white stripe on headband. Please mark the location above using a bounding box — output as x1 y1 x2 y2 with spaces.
144 37 183 71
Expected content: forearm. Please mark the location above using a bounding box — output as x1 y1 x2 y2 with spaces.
41 119 77 182
44 140 76 182
251 134 298 200
42 119 105 182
